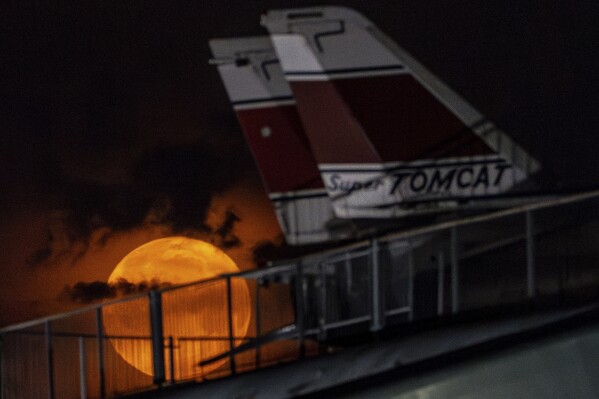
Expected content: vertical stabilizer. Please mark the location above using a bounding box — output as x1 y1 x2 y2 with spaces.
262 7 540 218
210 37 337 245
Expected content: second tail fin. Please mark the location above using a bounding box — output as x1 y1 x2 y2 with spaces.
210 37 338 245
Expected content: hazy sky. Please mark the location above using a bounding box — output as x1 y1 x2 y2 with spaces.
1 0 599 325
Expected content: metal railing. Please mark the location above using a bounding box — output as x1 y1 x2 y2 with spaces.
2 190 599 399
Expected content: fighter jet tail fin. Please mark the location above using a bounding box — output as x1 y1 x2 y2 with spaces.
262 7 540 218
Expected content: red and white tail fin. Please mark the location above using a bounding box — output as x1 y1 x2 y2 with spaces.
209 37 337 245
262 7 540 218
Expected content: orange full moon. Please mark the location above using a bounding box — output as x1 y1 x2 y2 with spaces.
103 237 251 379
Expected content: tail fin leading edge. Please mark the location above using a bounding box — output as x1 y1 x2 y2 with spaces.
210 37 337 245
262 7 540 218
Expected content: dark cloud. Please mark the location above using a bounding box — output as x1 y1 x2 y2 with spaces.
133 142 241 231
27 138 253 266
252 240 284 267
60 278 171 303
212 209 241 249
60 181 158 239
28 239 53 267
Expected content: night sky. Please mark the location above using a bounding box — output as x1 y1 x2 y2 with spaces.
2 0 599 326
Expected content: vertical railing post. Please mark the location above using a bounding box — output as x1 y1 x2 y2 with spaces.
95 308 105 399
167 336 175 385
370 238 384 332
526 210 536 299
437 251 445 317
294 261 306 358
149 290 166 385
79 337 87 399
0 334 3 399
407 243 414 322
450 226 460 314
255 278 262 367
225 276 236 376
344 252 353 295
318 262 327 339
45 321 54 399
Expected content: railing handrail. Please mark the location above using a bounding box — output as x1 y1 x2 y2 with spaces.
382 189 599 243
259 189 599 265
0 275 228 334
2 189 598 335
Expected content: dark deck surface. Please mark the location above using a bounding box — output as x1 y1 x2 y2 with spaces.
123 303 599 399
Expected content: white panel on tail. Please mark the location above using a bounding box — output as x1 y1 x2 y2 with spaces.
269 35 323 74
